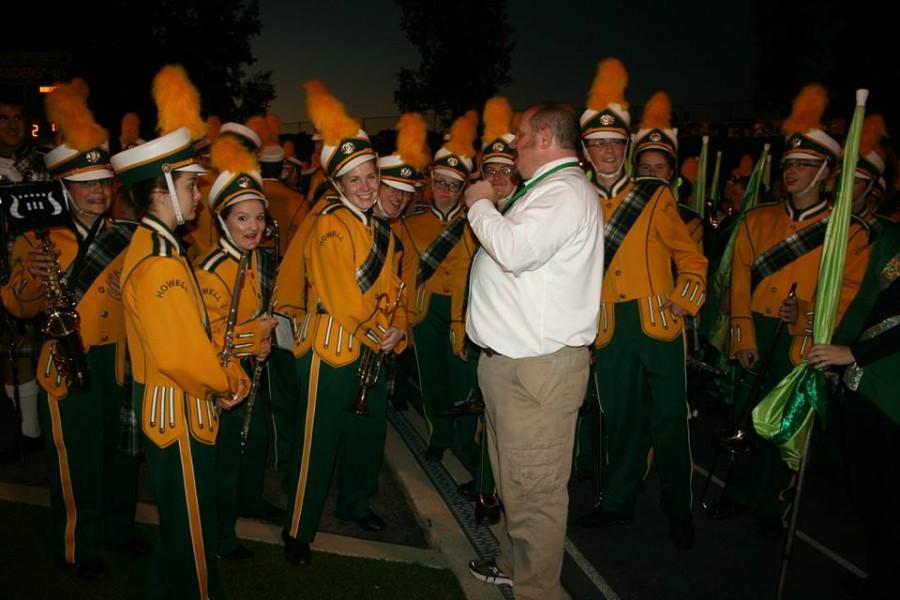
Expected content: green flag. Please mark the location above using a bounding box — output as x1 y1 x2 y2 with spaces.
701 144 770 351
709 150 723 210
762 154 772 191
752 90 867 471
692 135 709 218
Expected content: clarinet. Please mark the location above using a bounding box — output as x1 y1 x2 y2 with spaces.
239 298 276 453
215 252 249 413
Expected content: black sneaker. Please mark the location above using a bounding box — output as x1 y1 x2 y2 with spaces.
668 516 696 550
281 530 311 566
467 558 512 586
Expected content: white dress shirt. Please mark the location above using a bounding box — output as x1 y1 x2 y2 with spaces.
466 157 604 359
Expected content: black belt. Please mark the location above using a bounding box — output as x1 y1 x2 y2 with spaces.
482 347 501 358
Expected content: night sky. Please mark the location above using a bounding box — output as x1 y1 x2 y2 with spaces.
253 0 758 126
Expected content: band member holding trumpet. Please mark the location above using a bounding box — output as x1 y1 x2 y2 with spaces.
1 80 147 579
110 65 250 600
282 81 406 567
194 134 277 560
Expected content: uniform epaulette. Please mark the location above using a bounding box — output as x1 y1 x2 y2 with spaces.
149 230 177 257
199 248 229 272
321 199 346 215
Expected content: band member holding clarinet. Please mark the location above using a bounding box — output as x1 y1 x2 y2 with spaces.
281 81 406 567
1 79 148 579
110 65 250 600
194 134 277 560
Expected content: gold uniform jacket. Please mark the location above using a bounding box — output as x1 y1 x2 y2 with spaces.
263 178 309 254
121 215 249 448
273 196 330 359
402 203 476 354
1 224 128 399
596 177 709 348
194 239 268 365
306 200 408 368
730 200 869 365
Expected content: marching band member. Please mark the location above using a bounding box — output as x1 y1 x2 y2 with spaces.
110 65 250 599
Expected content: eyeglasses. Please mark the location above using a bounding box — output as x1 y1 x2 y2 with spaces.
482 165 513 178
433 178 462 192
585 139 626 149
781 159 822 171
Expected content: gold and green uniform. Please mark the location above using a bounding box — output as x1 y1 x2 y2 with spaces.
284 198 407 542
593 174 707 519
2 220 140 567
195 237 272 556
121 215 249 600
403 203 479 460
262 178 309 254
725 199 868 523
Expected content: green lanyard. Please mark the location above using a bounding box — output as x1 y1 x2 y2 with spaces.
500 159 580 215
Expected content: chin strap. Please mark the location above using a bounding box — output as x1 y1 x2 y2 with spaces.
216 212 239 247
797 161 830 197
163 168 185 226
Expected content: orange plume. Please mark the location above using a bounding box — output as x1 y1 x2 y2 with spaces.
245 116 269 146
587 58 629 111
69 78 89 101
265 113 282 145
119 113 141 148
446 112 477 159
482 96 513 143
511 111 523 133
45 80 107 152
782 84 828 136
732 154 753 178
640 91 672 130
284 140 297 159
396 113 431 171
152 65 206 139
680 157 698 184
206 116 222 140
210 134 259 174
860 114 887 157
304 80 359 146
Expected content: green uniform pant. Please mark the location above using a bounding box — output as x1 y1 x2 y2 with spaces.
269 347 301 474
722 313 795 522
136 383 224 600
595 301 693 519
284 352 386 542
38 343 138 565
413 293 479 464
215 362 271 554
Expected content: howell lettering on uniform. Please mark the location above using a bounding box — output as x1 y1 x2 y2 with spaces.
319 230 344 245
155 279 187 298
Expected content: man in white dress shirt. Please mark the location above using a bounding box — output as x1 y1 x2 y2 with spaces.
463 103 604 600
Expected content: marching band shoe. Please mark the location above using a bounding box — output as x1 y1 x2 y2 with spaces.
457 480 478 501
282 530 311 566
109 534 153 557
705 498 744 520
668 517 696 550
576 506 634 528
354 512 387 532
474 500 502 526
56 556 111 580
219 544 254 560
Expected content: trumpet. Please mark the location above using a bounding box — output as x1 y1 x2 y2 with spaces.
352 282 405 417
38 228 89 390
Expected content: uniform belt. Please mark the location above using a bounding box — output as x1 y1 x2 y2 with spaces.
482 346 502 358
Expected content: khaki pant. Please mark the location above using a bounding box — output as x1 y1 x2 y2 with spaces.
478 346 589 600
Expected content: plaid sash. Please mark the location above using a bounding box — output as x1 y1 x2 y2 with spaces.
416 214 467 287
356 216 392 294
69 220 138 303
603 178 664 270
750 218 828 292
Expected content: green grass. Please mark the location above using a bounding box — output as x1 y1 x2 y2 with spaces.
0 500 466 600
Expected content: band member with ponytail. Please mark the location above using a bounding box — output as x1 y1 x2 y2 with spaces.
1 79 147 579
110 65 250 600
194 135 277 560
282 81 406 566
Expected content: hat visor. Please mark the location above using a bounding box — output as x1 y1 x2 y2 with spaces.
583 131 628 141
218 191 269 213
63 168 115 182
432 166 466 181
382 179 416 193
176 163 207 175
334 154 376 179
483 156 515 166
